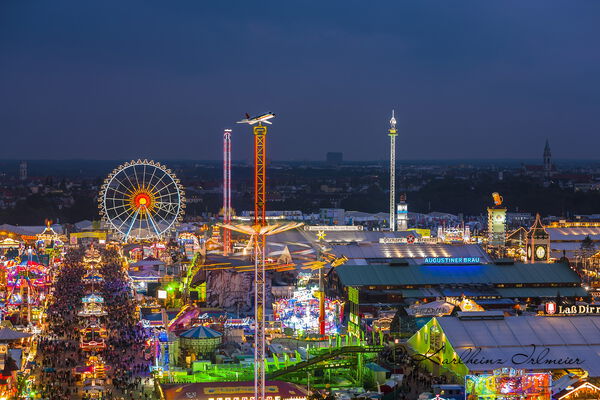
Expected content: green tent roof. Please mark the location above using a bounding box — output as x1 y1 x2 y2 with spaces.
495 287 587 298
335 262 581 287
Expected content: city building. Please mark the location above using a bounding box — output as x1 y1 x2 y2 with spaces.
544 138 552 179
19 161 27 181
396 194 408 231
319 208 345 225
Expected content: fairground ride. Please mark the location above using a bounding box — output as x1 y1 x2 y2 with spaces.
99 160 185 242
3 256 50 325
233 111 302 400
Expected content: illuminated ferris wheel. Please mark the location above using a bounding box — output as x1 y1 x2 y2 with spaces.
99 160 185 241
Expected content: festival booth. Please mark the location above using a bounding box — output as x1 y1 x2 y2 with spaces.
127 244 169 264
78 295 108 317
75 355 110 382
0 238 22 250
82 294 104 304
36 221 66 250
129 257 166 293
465 369 551 400
178 232 201 259
82 247 102 269
554 380 600 400
0 327 33 397
80 322 108 352
140 306 180 328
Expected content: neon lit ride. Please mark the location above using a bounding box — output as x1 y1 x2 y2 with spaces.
273 288 344 335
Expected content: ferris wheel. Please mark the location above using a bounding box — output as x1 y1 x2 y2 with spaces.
99 160 185 241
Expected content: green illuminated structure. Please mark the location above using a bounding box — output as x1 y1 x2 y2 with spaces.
347 287 361 339
159 335 383 389
407 318 469 377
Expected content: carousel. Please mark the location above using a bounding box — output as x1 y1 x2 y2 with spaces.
272 287 345 335
2 251 51 324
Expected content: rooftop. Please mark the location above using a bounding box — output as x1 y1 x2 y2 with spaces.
330 243 491 265
334 262 582 287
434 315 600 376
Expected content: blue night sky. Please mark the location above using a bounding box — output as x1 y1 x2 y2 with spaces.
1 1 599 161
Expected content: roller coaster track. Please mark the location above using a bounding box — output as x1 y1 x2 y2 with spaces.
269 345 383 379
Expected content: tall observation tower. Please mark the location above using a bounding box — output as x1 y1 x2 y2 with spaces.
388 111 398 231
223 129 232 256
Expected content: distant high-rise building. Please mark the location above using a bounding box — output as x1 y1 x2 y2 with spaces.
19 161 27 181
326 152 343 165
396 194 408 231
543 139 552 179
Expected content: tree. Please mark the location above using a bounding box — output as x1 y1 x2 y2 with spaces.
581 235 596 258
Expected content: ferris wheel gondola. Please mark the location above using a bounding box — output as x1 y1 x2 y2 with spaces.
99 160 185 241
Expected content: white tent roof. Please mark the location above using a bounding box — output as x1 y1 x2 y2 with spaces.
437 316 600 376
331 243 491 264
547 227 600 241
0 224 63 236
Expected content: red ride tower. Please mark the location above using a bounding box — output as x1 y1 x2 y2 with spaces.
223 129 232 256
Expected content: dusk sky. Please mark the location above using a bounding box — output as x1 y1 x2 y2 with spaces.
1 1 599 161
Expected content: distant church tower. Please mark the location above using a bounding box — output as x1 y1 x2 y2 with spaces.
543 139 552 179
19 161 27 181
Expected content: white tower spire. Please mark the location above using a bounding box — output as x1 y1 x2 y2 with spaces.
389 110 398 231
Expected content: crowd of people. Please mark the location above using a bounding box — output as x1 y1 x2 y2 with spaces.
99 249 153 399
35 248 86 399
33 247 155 399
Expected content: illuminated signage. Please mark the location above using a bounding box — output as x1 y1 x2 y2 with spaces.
543 303 600 315
487 207 507 247
379 237 415 244
204 386 279 394
423 257 481 265
305 225 363 231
